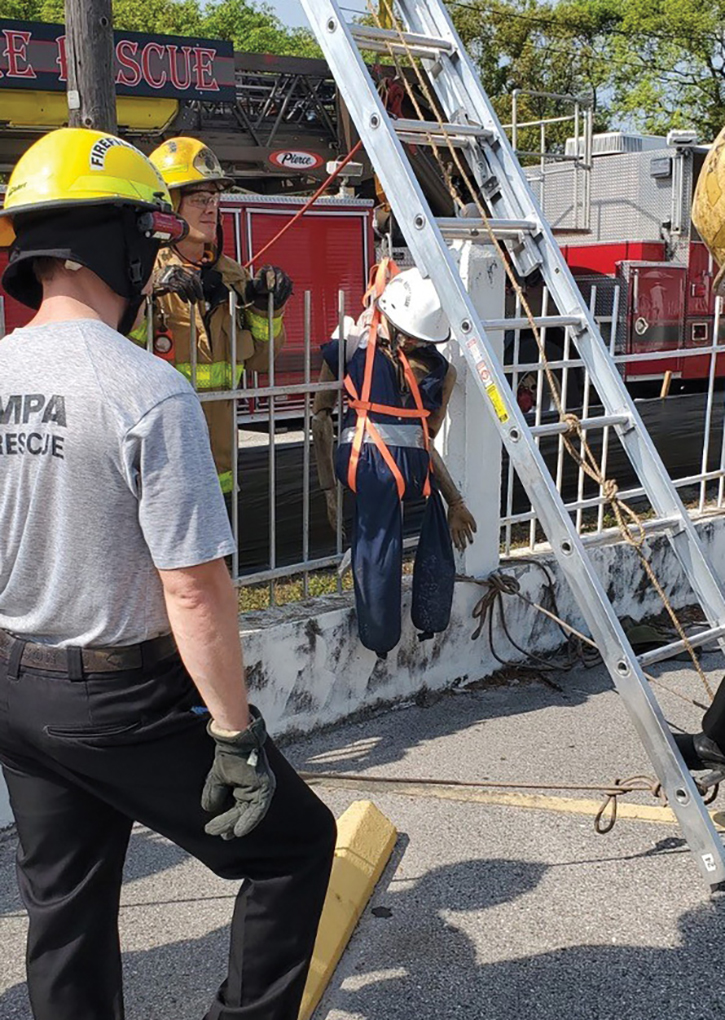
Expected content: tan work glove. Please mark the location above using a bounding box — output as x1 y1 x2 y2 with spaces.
448 499 477 552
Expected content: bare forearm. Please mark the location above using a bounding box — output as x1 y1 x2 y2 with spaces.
159 560 249 732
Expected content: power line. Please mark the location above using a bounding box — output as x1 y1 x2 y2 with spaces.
447 0 721 47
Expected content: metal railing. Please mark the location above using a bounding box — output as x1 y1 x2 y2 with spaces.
141 279 725 601
500 286 725 554
3 275 722 596
505 89 593 233
149 289 349 604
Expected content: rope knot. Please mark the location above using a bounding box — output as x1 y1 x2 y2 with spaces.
602 478 619 502
594 774 667 834
561 413 580 436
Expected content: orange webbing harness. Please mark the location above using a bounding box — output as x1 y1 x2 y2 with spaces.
344 259 433 501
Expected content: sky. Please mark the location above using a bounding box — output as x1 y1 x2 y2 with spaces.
274 0 368 28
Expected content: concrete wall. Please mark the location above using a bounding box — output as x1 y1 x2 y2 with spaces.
236 513 725 738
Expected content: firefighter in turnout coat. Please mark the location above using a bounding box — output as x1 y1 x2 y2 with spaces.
147 137 293 495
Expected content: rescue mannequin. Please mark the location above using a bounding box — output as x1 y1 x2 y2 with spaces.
146 137 293 495
312 262 477 656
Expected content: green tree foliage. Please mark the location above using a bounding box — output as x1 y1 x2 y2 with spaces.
574 0 725 139
448 0 725 143
0 0 320 58
447 0 610 154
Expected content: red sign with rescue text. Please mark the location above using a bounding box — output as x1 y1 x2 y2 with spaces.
0 18 235 101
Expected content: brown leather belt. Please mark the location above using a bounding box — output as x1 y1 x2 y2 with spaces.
0 629 178 674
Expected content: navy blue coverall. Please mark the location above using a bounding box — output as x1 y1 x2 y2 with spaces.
322 336 456 657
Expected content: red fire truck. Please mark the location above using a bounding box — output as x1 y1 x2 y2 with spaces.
530 129 720 390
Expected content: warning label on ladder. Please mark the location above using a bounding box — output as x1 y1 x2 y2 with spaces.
472 354 509 422
485 383 509 423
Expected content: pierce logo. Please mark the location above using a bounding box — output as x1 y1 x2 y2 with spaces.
269 150 324 171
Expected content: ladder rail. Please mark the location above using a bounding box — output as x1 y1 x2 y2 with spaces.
299 0 725 886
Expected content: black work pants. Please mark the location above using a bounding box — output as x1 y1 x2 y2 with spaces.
0 641 336 1020
704 676 725 749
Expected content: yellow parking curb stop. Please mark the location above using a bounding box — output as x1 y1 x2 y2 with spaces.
298 800 398 1020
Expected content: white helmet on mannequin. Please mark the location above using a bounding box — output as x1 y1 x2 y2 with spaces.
377 267 451 344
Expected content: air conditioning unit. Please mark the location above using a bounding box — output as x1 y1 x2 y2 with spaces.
565 131 667 157
666 129 698 147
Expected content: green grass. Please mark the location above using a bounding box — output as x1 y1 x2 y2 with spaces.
238 569 354 612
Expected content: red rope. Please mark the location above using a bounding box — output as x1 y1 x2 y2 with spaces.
243 140 364 269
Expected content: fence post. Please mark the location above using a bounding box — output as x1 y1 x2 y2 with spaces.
436 242 505 577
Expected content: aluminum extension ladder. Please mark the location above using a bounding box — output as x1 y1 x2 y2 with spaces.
299 0 725 887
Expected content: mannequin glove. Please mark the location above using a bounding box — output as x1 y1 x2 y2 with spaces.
448 499 477 552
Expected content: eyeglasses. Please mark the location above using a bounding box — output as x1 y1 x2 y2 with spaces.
184 191 221 209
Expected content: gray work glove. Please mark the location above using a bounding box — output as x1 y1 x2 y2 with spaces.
201 705 276 839
154 265 204 304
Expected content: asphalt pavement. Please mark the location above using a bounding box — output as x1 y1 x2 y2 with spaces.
2 654 725 1019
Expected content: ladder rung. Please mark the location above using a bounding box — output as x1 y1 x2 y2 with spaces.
530 414 630 437
397 132 478 150
437 216 539 240
579 515 683 548
480 315 584 331
394 118 489 137
350 24 454 56
638 625 725 668
394 119 493 147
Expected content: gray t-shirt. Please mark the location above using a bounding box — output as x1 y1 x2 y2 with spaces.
0 318 236 647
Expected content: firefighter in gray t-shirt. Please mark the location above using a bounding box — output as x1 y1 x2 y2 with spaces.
0 128 335 1020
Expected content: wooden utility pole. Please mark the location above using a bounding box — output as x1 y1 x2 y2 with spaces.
65 0 117 133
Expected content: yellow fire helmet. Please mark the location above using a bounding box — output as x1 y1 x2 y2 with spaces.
149 137 233 193
692 125 725 294
0 127 176 248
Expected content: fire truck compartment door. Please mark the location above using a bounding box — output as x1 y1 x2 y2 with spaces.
244 207 370 370
627 263 685 377
686 242 714 318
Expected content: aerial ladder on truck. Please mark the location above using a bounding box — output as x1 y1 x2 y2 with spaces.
299 0 725 888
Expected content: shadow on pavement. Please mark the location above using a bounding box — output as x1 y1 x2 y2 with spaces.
287 667 615 776
319 854 725 1020
2 840 725 1020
